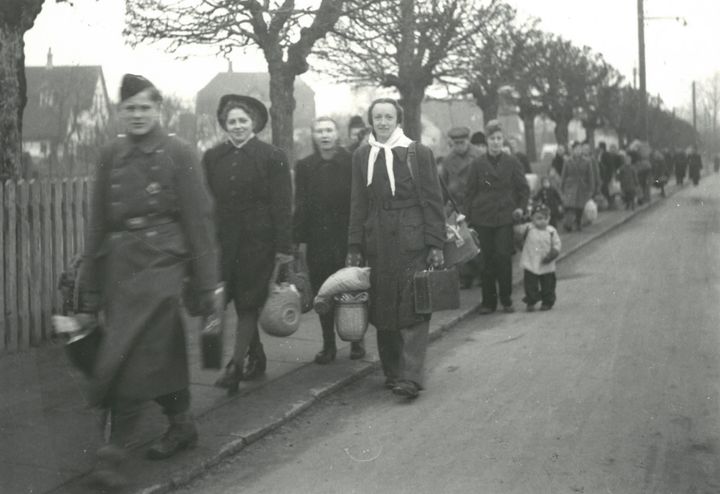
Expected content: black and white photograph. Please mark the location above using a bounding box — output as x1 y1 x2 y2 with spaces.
1 0 720 492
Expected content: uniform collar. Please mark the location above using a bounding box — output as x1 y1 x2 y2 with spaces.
119 125 167 157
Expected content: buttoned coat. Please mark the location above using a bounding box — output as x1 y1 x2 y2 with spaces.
348 143 445 331
293 148 352 290
202 137 292 310
440 145 483 210
560 155 596 209
464 152 530 228
80 126 219 407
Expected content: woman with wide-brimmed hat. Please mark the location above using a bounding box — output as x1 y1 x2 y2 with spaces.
202 94 293 393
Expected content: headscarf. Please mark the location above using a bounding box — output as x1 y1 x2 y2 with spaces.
367 127 413 196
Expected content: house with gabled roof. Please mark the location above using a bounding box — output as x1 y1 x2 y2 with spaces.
22 49 112 177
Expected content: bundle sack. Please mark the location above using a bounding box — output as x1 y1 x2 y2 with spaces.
314 267 371 314
583 198 598 225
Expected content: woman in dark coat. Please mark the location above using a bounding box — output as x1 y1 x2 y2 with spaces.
347 98 445 399
464 120 530 314
79 75 219 486
560 142 595 232
294 117 365 364
202 94 293 393
688 145 703 186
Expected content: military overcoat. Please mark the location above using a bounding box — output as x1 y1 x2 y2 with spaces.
80 126 219 407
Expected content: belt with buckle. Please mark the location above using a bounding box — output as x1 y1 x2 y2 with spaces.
121 214 176 231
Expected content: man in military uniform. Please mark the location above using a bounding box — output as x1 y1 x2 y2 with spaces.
441 126 484 289
78 74 219 486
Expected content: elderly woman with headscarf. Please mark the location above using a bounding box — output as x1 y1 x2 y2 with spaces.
202 94 293 393
293 117 365 364
347 98 445 400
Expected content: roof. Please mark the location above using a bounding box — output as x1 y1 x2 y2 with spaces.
196 72 315 117
23 65 108 140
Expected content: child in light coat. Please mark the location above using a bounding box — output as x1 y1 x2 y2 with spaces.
518 204 562 311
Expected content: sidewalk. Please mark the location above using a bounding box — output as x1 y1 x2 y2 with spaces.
0 177 696 494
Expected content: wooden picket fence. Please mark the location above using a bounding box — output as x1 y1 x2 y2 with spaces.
0 178 90 353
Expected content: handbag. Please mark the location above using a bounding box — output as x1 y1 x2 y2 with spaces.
259 261 302 337
405 144 480 266
287 252 314 314
52 314 103 377
413 267 461 314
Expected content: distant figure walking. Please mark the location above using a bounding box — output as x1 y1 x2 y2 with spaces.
687 145 703 186
560 142 595 232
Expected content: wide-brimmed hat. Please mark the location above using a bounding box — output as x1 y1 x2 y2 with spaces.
216 94 268 133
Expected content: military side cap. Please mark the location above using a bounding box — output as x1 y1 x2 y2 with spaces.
470 131 486 145
448 126 471 139
120 74 156 102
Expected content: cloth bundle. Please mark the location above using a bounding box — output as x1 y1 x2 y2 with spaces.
314 267 371 314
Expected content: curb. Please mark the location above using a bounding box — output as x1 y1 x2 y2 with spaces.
134 184 680 494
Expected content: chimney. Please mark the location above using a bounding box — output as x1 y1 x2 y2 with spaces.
227 59 233 73
46 47 53 69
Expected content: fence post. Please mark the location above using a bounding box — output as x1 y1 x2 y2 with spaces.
29 181 42 346
0 182 4 351
17 181 30 350
52 180 64 313
41 180 53 340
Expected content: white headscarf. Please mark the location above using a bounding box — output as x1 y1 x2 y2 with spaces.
367 127 413 196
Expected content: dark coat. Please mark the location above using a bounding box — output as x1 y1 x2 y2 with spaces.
533 186 563 222
464 152 530 228
80 126 219 406
617 163 639 194
688 153 703 181
560 155 595 209
293 148 352 290
202 137 292 310
674 152 688 178
348 143 445 331
440 145 483 211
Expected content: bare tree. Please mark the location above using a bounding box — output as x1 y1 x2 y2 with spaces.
699 72 720 152
315 0 506 140
125 0 362 160
0 0 64 179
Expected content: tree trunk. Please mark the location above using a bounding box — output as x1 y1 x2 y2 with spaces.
0 21 25 179
585 125 596 148
267 63 297 163
400 85 425 142
522 114 537 163
554 118 570 146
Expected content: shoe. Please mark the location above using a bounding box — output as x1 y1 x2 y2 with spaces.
526 304 536 312
392 380 420 399
384 377 398 389
540 304 552 311
214 360 243 394
243 344 267 380
349 341 366 360
477 306 495 315
88 445 127 489
502 305 515 313
146 413 198 460
314 346 337 365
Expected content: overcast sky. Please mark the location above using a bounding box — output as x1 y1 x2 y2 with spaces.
24 0 719 116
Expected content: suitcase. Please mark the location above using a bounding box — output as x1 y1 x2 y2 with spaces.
413 267 461 314
200 284 226 369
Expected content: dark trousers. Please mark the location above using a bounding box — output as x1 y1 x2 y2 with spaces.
376 320 429 387
522 270 556 307
475 224 514 308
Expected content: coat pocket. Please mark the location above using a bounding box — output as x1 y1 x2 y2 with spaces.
400 207 425 252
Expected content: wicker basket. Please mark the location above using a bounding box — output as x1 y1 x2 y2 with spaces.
334 301 368 342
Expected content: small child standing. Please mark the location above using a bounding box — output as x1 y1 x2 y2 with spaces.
519 204 562 311
617 153 639 210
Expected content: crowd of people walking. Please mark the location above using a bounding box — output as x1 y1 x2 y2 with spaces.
69 73 706 488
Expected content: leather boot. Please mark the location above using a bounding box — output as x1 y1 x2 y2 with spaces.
88 444 127 489
314 344 337 364
146 412 198 460
214 359 243 394
350 340 366 360
244 342 267 380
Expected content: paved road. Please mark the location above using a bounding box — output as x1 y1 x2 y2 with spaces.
176 179 720 494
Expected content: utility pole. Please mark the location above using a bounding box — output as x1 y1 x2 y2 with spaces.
637 0 648 141
692 80 697 134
